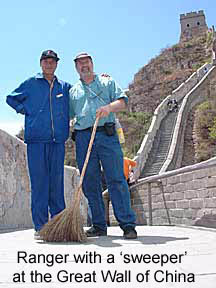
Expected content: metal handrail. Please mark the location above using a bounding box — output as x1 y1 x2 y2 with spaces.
130 157 216 225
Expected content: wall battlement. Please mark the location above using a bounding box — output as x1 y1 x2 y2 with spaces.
180 10 205 20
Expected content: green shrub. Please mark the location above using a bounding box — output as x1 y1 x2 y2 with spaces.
117 111 153 158
206 30 213 47
209 117 216 140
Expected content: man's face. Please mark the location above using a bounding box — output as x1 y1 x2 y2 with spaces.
75 57 93 78
40 58 57 75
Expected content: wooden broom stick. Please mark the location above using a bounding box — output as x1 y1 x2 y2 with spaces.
74 116 100 203
39 116 100 242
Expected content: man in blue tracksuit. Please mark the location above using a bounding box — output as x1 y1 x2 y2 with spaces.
6 50 71 239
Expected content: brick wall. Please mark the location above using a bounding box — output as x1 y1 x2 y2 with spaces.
110 160 216 229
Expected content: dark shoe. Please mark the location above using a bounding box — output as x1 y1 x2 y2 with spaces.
34 231 42 240
123 227 137 239
86 226 107 237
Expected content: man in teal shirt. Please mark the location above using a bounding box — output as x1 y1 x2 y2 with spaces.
70 52 137 239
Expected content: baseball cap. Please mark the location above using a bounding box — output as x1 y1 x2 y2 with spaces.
40 50 60 61
73 52 92 62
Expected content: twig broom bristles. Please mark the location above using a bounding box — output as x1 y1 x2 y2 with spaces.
40 117 100 242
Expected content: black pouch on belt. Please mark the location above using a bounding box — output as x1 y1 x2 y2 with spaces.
104 122 115 136
71 131 76 141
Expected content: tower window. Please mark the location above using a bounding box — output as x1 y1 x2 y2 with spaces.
187 24 190 27
197 22 200 25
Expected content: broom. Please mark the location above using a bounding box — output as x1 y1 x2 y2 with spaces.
40 116 100 242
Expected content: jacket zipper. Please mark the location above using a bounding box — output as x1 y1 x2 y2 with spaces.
49 79 55 141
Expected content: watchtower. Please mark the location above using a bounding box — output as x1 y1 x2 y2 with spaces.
180 10 208 42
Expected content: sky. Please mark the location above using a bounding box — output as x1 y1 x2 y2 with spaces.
1 0 215 136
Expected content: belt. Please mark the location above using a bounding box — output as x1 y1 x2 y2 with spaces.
75 126 106 132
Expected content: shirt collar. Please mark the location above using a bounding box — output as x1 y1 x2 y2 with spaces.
79 74 98 86
35 73 60 83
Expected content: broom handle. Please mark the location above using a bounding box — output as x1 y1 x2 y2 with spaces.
78 116 100 188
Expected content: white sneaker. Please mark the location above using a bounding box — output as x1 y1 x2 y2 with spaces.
34 231 42 240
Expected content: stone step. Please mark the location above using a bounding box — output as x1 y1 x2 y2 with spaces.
141 103 179 177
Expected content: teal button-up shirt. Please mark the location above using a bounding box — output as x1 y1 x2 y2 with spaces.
69 75 128 130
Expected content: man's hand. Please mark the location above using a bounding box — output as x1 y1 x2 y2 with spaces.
96 104 111 119
96 99 126 119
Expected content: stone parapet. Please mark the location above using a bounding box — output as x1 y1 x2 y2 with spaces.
110 158 216 228
0 130 87 230
180 10 205 20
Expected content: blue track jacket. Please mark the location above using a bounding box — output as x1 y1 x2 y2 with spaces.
6 73 71 143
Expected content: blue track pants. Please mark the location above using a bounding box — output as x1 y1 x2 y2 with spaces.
27 143 65 231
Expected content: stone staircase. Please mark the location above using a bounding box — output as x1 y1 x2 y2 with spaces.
141 109 178 177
